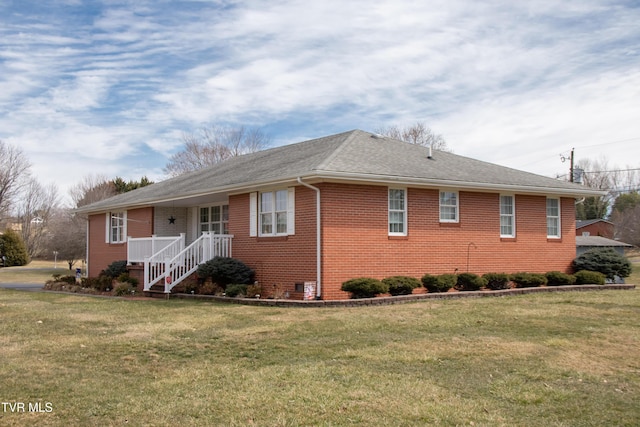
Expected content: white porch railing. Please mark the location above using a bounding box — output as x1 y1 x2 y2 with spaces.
142 232 234 293
127 234 185 264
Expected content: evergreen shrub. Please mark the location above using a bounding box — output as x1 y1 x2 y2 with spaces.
382 276 421 296
341 278 388 299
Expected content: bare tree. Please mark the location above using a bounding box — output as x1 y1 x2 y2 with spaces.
574 158 613 220
70 175 117 208
0 141 31 224
375 122 451 152
47 208 86 270
164 125 271 177
16 178 59 258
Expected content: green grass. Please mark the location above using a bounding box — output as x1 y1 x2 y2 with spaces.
0 260 73 284
0 289 639 426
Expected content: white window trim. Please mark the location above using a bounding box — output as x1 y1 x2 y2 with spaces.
500 194 516 238
105 211 127 244
546 197 561 238
439 190 459 223
199 203 229 235
251 188 295 237
388 188 407 236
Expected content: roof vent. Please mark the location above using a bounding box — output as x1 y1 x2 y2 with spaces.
427 144 433 159
371 133 383 139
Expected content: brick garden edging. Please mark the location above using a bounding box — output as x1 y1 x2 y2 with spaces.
169 284 636 307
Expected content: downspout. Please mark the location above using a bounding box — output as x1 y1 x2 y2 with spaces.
85 217 90 277
297 177 321 299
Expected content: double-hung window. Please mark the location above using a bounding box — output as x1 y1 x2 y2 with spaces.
500 195 515 237
546 198 561 238
200 205 229 234
106 211 126 243
388 188 407 235
439 191 459 223
253 189 294 237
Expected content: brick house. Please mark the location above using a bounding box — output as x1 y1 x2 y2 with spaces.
76 130 602 300
576 219 615 239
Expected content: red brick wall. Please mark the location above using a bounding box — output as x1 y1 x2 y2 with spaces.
228 183 576 300
87 207 154 277
230 187 318 299
576 221 614 239
320 183 576 300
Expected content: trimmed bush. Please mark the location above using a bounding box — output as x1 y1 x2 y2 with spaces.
545 271 576 286
197 257 254 288
225 284 248 297
101 260 128 278
382 276 421 296
574 270 606 285
510 272 547 288
422 273 457 293
573 248 632 281
0 228 30 267
482 273 511 290
341 278 388 299
455 273 486 291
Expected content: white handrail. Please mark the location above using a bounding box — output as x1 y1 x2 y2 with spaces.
143 233 233 292
128 234 185 263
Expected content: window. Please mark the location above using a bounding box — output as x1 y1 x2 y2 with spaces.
388 188 407 235
547 198 561 238
259 189 290 236
106 211 126 243
500 195 515 237
439 191 458 222
200 205 229 234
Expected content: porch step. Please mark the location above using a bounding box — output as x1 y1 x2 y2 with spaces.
144 283 170 299
144 289 171 299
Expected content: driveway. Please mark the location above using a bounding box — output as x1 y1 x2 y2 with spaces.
0 283 44 291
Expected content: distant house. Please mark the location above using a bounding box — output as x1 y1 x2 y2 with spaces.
576 235 632 257
576 219 614 239
76 130 602 300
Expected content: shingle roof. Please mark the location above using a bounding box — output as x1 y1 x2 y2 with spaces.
576 219 613 229
77 129 604 213
576 236 632 247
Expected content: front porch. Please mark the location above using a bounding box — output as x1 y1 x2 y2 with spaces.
127 232 234 293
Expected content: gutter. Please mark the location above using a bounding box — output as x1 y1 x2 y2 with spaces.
297 177 321 299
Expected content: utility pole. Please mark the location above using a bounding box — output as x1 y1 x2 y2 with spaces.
569 148 575 182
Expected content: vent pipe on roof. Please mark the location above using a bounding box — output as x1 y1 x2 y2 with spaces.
428 144 433 159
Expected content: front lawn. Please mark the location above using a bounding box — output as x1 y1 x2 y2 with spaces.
0 289 638 426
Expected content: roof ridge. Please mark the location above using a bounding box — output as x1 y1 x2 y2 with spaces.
314 129 365 171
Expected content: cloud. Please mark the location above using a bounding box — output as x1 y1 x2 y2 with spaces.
0 0 639 203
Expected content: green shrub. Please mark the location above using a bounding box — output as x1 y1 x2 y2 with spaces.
116 272 139 286
510 272 547 288
0 228 30 266
574 270 606 285
455 273 486 291
482 273 511 290
341 278 388 299
86 275 113 292
225 284 248 298
382 276 421 296
422 273 457 293
572 248 632 281
197 257 254 288
545 271 576 286
101 260 128 278
59 275 76 285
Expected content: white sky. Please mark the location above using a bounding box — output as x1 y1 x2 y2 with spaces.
1 0 639 204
